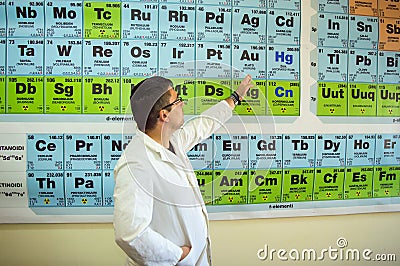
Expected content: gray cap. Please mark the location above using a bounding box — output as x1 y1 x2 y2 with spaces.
130 76 173 131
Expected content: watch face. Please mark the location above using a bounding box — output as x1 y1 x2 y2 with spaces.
230 95 239 105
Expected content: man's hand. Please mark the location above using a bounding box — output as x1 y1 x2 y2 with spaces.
225 74 254 109
235 74 254 99
179 246 191 261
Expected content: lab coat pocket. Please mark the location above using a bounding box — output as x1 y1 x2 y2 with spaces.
177 248 195 266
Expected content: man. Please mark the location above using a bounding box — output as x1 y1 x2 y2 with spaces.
113 75 253 265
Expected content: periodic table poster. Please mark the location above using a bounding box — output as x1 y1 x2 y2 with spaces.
0 0 399 223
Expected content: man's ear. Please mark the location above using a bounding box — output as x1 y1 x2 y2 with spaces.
158 110 169 122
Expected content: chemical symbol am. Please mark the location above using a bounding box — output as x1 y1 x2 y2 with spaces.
220 176 243 186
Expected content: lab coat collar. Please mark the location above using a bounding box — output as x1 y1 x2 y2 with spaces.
135 127 187 169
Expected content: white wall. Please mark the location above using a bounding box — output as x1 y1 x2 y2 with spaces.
0 212 399 266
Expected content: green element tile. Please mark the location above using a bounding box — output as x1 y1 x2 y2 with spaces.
267 80 300 116
83 77 120 114
7 76 44 114
373 166 400 198
317 82 347 116
0 76 5 113
195 79 231 114
234 79 267 116
282 168 314 202
377 84 400 116
344 166 373 199
248 169 282 204
84 2 121 39
121 77 143 115
313 168 345 200
170 78 195 115
213 170 248 205
45 76 82 114
195 170 213 205
348 83 377 116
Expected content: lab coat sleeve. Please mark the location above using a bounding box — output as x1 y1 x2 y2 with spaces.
113 164 183 265
179 100 233 152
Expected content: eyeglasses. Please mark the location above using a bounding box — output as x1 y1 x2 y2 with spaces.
161 96 183 110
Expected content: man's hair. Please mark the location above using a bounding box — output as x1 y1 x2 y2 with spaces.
130 76 173 132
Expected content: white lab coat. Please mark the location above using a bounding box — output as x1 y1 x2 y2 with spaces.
113 101 233 266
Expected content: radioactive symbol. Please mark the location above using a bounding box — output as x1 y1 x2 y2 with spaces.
262 195 268 201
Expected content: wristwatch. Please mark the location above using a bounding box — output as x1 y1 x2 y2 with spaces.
230 91 241 106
